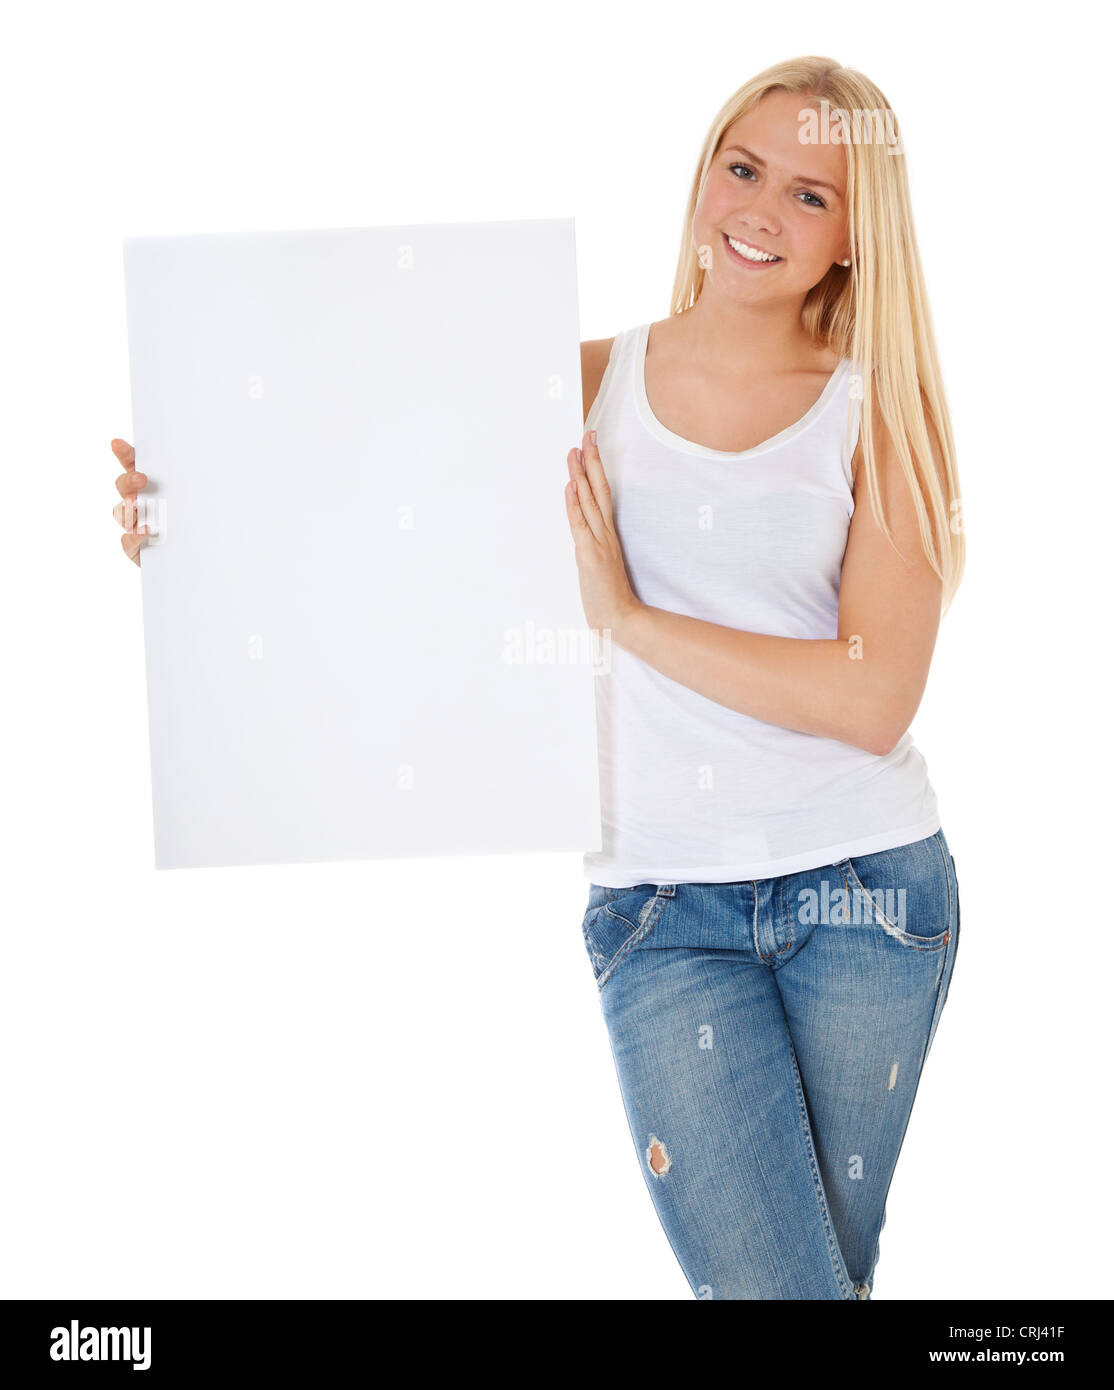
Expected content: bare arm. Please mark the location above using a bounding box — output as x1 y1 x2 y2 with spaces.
580 337 615 428
606 394 944 756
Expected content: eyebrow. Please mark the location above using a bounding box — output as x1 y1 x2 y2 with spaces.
721 145 843 197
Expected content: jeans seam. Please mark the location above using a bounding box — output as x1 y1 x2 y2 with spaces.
596 890 669 991
860 925 957 1293
782 1017 854 1300
925 855 960 1055
780 874 797 958
860 855 959 1291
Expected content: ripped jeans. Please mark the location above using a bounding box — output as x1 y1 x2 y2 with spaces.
580 828 960 1300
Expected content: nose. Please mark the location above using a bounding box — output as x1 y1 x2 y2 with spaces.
738 188 780 236
741 205 779 237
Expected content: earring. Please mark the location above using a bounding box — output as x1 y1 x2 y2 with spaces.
840 258 851 267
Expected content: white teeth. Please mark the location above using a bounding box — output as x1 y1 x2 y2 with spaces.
726 234 780 262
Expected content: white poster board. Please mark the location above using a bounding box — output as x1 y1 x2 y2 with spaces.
122 218 603 870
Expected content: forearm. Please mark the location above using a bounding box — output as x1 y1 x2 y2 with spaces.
611 603 908 755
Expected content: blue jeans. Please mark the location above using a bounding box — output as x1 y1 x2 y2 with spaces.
581 828 960 1300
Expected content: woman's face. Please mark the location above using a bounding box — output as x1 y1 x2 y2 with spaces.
693 90 851 305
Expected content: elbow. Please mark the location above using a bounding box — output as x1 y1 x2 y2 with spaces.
862 731 902 757
842 677 923 756
856 716 910 758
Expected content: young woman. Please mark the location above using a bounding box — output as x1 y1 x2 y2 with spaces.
112 54 963 1302
563 58 964 1300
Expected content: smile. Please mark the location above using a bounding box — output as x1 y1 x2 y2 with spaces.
723 232 783 265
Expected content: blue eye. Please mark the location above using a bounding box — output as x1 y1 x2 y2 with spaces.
727 162 827 209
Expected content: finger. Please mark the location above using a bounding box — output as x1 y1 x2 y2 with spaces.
563 479 589 536
580 430 614 527
114 498 145 532
571 447 606 541
111 438 136 470
112 438 147 498
122 526 149 566
115 468 148 498
566 446 602 535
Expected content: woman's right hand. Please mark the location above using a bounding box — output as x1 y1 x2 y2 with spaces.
111 438 149 566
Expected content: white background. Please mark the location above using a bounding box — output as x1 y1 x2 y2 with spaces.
2 0 1110 1299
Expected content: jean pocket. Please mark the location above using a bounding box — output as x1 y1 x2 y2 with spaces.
581 883 676 988
603 882 676 930
833 846 951 952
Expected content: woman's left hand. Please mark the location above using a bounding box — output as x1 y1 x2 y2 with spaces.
565 429 641 635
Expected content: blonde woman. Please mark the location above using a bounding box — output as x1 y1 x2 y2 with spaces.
112 55 962 1301
564 58 963 1299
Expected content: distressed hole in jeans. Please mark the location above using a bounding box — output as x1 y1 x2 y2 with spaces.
647 1136 671 1177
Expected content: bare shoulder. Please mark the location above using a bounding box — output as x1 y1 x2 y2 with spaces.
581 337 617 427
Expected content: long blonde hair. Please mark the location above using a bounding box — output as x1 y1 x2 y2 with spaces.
671 57 964 610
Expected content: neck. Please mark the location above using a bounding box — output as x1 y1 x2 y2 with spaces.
676 289 821 374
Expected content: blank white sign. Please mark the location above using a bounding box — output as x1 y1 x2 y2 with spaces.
122 218 602 870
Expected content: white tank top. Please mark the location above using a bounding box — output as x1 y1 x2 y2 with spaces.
582 321 940 886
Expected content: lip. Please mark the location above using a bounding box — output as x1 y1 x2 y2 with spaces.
722 231 783 267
